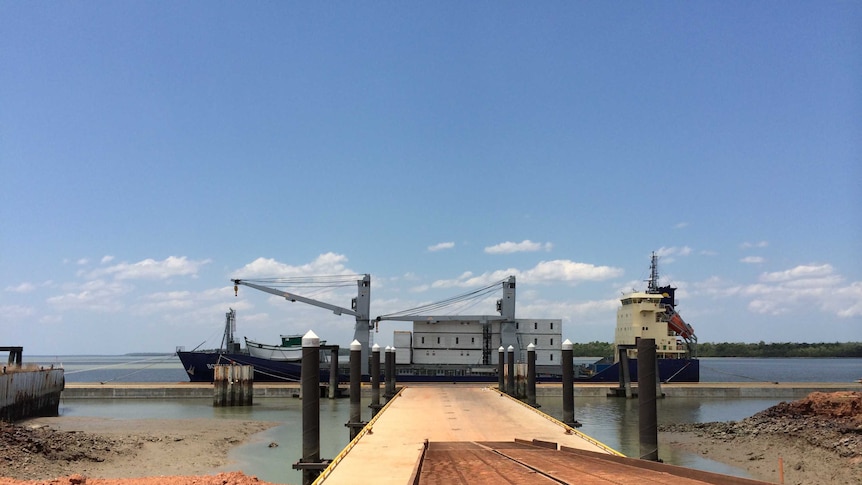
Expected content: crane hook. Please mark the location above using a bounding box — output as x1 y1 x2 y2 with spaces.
234 285 238 297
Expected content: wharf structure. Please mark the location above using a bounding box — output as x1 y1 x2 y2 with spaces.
315 384 772 485
1 347 65 421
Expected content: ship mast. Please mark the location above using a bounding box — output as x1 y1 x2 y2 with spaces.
646 251 660 293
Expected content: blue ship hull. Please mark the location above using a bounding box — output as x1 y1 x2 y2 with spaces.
582 358 700 383
177 351 699 383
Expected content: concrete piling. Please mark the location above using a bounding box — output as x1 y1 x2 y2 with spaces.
506 345 515 397
561 339 580 427
497 346 505 392
213 364 253 407
638 338 659 461
384 346 395 399
293 330 327 485
527 343 537 407
328 345 339 399
370 343 382 417
347 339 364 440
2 347 23 366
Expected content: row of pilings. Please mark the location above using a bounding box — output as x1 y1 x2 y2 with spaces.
499 338 661 461
292 334 662 483
294 332 399 485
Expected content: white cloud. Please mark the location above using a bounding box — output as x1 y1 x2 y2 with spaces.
695 263 861 319
101 255 115 264
654 246 692 263
39 314 63 324
91 256 211 280
674 222 689 229
428 242 455 252
522 260 623 283
740 256 765 264
431 270 515 289
759 264 833 283
133 287 237 316
484 240 553 254
428 260 623 288
5 282 35 293
741 241 769 249
77 258 89 265
46 279 132 312
656 246 692 258
233 253 354 278
829 282 862 318
0 304 35 319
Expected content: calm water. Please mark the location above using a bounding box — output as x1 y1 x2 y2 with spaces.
21 355 862 484
28 354 862 384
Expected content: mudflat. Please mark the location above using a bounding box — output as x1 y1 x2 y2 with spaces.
0 416 280 485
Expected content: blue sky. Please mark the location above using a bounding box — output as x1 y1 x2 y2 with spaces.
2 3 860 355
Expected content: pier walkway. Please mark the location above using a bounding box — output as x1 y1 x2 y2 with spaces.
318 384 772 485
319 385 616 484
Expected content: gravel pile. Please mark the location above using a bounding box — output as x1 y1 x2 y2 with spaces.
660 391 862 459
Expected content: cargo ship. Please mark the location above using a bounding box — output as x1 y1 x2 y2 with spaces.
177 262 699 383
576 252 699 382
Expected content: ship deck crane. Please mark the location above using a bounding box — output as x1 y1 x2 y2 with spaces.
375 276 518 365
232 274 372 374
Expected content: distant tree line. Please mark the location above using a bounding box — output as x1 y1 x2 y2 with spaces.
569 341 862 358
696 341 862 357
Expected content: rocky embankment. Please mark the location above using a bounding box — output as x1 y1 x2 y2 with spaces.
661 391 862 484
661 391 861 457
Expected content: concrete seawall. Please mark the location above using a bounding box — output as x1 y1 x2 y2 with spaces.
59 381 860 400
1 367 65 421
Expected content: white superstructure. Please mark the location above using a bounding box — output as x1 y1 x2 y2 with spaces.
613 252 696 362
614 292 686 362
407 318 562 366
